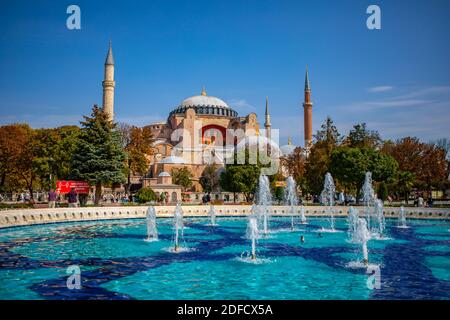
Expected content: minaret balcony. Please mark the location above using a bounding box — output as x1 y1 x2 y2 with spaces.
102 80 115 88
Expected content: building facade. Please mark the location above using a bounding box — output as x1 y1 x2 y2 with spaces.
99 44 313 202
143 87 260 191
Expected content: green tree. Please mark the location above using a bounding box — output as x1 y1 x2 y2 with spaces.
135 187 157 203
70 105 126 205
219 164 260 202
314 116 342 158
393 171 415 203
171 167 193 191
219 145 270 203
269 172 285 204
330 146 398 203
377 181 388 202
54 126 81 180
345 123 382 149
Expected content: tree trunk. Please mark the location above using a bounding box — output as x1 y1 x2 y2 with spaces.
95 183 102 206
126 172 131 196
28 186 34 201
22 173 34 201
0 172 6 189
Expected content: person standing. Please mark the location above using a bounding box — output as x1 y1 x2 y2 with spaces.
48 189 57 208
418 195 424 207
68 188 78 208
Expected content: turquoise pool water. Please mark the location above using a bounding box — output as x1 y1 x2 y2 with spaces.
0 217 449 300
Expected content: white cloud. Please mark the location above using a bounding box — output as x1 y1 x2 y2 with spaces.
368 86 393 93
350 99 429 110
389 85 450 100
326 84 450 141
228 99 255 112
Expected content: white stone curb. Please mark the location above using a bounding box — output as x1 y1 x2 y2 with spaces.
0 205 449 229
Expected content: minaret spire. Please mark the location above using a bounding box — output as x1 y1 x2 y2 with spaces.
264 96 271 141
303 66 313 156
102 42 116 121
105 41 114 65
305 65 310 92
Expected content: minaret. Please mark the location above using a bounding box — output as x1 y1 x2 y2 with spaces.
102 42 115 121
303 66 313 156
264 96 271 141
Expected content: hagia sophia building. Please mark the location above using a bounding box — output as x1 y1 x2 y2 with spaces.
101 44 313 203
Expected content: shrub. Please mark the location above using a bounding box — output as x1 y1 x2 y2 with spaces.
135 187 157 203
377 181 388 201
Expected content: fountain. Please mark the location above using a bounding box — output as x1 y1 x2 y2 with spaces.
362 172 375 230
374 199 386 238
320 172 336 231
300 206 307 224
398 205 408 228
284 176 299 230
354 218 371 266
247 215 259 260
173 202 184 252
208 205 217 226
256 175 272 235
347 206 359 242
145 206 158 242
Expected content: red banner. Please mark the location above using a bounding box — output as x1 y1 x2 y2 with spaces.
56 181 90 194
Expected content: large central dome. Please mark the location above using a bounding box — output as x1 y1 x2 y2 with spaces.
169 88 238 118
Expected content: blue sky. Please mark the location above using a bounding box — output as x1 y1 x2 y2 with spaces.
1 0 449 146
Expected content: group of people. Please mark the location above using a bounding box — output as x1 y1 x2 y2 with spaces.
47 188 78 208
413 195 434 207
101 193 127 204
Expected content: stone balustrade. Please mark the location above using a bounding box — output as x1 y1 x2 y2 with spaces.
0 205 449 229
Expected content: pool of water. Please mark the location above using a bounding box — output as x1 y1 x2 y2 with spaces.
0 217 449 300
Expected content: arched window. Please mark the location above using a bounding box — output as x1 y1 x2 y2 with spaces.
171 192 177 203
202 124 226 146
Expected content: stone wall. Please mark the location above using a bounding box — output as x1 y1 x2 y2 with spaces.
0 205 449 229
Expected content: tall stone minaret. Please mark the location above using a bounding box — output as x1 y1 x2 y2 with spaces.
102 42 115 121
264 96 271 141
303 66 313 156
